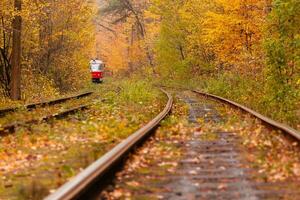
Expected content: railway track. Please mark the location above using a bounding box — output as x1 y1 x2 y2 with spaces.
192 90 300 141
0 91 93 135
0 104 91 135
45 89 173 200
0 91 93 117
174 90 300 199
45 87 300 200
160 85 299 139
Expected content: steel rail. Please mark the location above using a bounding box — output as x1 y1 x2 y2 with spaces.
192 90 300 140
44 89 173 200
0 91 93 116
157 85 300 140
0 104 91 135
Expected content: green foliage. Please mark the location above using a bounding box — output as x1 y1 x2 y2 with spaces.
118 79 160 104
264 0 300 122
152 0 191 79
203 72 263 106
193 71 299 127
61 165 75 177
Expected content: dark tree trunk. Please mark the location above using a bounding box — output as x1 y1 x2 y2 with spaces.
0 17 12 97
179 45 185 60
10 0 22 100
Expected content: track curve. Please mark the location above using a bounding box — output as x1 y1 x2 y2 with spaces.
192 90 300 141
158 85 299 141
44 88 173 200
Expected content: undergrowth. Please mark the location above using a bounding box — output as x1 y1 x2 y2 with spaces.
158 71 299 130
115 79 160 104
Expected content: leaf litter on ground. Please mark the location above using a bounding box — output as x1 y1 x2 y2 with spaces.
0 79 166 200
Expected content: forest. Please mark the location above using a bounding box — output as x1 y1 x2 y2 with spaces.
0 0 95 101
97 0 299 128
0 0 299 198
1 0 299 127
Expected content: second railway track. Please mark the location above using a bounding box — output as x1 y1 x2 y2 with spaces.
0 104 91 135
0 91 94 135
0 91 93 117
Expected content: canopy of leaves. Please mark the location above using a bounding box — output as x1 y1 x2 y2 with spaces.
0 0 96 100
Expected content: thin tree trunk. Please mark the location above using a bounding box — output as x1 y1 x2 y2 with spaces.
10 0 22 100
179 44 185 60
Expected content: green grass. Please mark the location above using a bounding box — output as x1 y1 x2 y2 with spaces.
156 71 299 130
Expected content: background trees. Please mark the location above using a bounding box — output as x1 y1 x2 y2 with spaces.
97 0 298 126
0 0 96 100
96 0 158 75
10 0 22 100
151 0 269 77
148 0 299 126
0 0 298 126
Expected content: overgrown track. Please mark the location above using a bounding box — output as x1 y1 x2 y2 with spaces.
97 88 300 199
44 87 299 200
171 91 300 199
0 104 91 135
44 89 173 200
159 85 300 140
0 91 93 117
192 90 300 140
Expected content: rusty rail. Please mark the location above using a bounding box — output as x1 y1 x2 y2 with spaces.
44 89 173 200
192 90 300 140
0 104 91 135
158 84 299 140
0 91 93 116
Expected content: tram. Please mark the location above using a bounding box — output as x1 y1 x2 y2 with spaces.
90 59 104 83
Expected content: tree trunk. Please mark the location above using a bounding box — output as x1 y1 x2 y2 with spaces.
10 0 22 100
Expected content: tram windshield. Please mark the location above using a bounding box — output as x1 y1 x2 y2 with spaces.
90 60 104 71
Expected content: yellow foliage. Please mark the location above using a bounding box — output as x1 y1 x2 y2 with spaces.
1 0 96 98
96 0 157 74
202 0 266 69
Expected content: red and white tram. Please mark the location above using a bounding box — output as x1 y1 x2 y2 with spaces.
90 59 104 83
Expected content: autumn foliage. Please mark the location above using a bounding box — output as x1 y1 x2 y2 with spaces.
96 0 299 127
0 0 298 126
148 0 298 127
0 0 96 101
